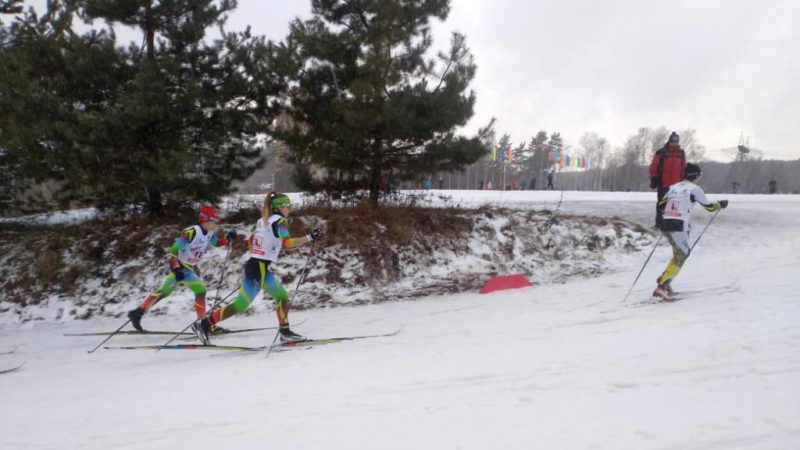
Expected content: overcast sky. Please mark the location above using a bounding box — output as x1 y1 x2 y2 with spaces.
24 0 800 160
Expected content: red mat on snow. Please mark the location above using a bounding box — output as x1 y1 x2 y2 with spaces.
479 274 533 294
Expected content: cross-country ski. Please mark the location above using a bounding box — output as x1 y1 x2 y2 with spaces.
0 361 25 375
270 328 403 350
0 346 17 355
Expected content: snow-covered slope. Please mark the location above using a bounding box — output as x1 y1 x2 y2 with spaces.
0 198 653 324
1 191 799 450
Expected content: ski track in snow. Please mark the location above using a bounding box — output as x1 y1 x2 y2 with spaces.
1 191 799 449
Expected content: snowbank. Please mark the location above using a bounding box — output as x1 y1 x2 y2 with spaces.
0 205 653 324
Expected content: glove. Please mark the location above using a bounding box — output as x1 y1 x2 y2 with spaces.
308 224 327 242
718 200 728 209
226 229 238 240
650 178 659 189
170 258 185 282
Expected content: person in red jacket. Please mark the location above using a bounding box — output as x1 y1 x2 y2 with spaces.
649 132 686 226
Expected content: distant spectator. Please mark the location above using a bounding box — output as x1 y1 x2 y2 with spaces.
769 179 778 194
546 170 555 190
486 179 493 190
520 180 527 190
438 176 444 190
479 179 484 190
529 177 537 190
512 181 519 190
425 176 432 190
649 131 686 227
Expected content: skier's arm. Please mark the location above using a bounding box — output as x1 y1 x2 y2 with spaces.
169 229 193 259
273 218 311 248
209 234 225 247
691 186 726 211
168 228 194 279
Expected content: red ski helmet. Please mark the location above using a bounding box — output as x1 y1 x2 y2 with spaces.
198 205 219 223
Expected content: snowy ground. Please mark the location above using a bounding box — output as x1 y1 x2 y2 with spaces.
2 191 799 449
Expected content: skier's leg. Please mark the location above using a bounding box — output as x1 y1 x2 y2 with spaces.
263 271 290 329
657 231 690 286
128 272 178 331
210 277 259 325
181 270 207 318
139 273 179 312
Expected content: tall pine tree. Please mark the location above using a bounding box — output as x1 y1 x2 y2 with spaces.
1 1 287 214
276 0 491 204
0 1 120 212
78 0 288 213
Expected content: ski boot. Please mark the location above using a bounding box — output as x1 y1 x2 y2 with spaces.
192 318 212 345
662 281 674 296
127 307 145 332
211 324 230 335
652 284 673 301
279 327 305 343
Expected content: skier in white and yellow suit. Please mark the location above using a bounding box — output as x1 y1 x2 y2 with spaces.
653 163 728 300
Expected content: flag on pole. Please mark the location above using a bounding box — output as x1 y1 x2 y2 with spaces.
507 147 513 162
500 147 506 162
491 147 497 161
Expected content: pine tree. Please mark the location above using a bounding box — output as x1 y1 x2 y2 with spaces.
525 130 549 178
78 0 287 213
276 0 491 204
0 1 117 211
1 1 286 214
549 132 564 163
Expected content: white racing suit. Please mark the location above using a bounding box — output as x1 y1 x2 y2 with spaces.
656 181 722 286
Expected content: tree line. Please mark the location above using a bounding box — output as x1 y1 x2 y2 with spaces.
418 126 710 191
0 0 490 215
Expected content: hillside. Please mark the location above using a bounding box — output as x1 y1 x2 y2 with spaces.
0 201 652 324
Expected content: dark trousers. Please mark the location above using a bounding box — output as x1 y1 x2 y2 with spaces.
655 186 669 226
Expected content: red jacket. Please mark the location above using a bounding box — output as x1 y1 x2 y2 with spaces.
649 145 686 188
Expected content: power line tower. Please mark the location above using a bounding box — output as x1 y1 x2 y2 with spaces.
719 132 765 193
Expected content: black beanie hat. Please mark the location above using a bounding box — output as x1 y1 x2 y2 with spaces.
684 163 701 180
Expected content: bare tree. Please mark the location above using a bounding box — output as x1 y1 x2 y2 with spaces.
678 128 706 161
579 132 611 169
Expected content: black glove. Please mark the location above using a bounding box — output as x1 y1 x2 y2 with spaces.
309 224 327 242
226 229 238 240
650 178 659 189
719 200 728 209
170 258 185 282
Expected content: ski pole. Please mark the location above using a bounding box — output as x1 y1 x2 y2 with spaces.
160 241 234 348
88 267 239 353
542 190 564 231
87 318 132 354
622 233 663 303
210 236 234 314
690 209 720 252
266 241 316 359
